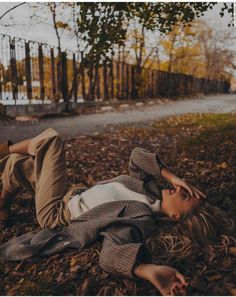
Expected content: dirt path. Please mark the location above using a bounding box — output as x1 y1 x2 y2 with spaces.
1 94 236 142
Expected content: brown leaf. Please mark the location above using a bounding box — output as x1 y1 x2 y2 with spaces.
70 255 79 267
76 278 93 295
228 247 236 255
217 162 228 169
206 273 222 282
222 257 232 268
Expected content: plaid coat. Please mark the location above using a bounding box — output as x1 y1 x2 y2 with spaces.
0 147 166 280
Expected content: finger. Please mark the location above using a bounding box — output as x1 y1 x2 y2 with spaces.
175 285 185 296
194 187 206 198
175 271 187 285
194 191 203 200
184 185 193 197
170 287 175 296
153 282 170 296
173 184 178 190
179 288 186 296
177 283 186 295
193 190 200 199
176 186 181 193
194 188 203 199
181 286 187 295
180 187 191 200
173 287 179 296
172 285 180 296
192 186 206 198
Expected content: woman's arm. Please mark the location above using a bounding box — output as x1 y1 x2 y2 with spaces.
129 147 165 180
161 167 206 199
134 263 188 296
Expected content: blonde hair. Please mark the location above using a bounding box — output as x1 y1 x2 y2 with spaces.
146 202 235 263
176 202 235 246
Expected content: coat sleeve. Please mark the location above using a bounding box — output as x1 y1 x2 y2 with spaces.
99 223 153 280
129 147 167 180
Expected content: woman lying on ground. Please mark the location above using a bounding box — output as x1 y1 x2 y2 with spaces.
0 128 234 296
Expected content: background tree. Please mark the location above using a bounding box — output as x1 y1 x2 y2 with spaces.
74 3 128 100
120 2 218 98
195 20 236 80
159 20 236 80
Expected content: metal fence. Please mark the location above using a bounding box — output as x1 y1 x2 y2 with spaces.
0 34 230 105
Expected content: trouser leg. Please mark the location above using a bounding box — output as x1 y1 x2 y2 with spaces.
0 153 35 195
27 128 73 228
0 153 35 222
0 128 74 228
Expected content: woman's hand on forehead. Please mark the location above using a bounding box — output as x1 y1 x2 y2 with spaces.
180 188 191 200
180 186 206 200
161 167 206 200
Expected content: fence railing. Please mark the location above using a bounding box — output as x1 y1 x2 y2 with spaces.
0 34 230 105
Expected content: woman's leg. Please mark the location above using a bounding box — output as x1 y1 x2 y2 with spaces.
0 128 75 228
25 128 73 228
9 138 33 155
0 152 36 221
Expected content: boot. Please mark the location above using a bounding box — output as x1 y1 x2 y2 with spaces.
0 140 13 160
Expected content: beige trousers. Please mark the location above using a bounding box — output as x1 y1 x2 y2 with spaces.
0 128 79 228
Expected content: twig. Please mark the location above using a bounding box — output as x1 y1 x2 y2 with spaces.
0 3 26 21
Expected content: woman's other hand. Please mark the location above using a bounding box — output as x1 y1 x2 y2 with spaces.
161 168 206 200
134 263 188 296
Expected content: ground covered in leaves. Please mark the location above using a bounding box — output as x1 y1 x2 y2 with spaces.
0 113 236 295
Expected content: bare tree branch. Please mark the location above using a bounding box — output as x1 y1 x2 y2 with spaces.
0 3 26 21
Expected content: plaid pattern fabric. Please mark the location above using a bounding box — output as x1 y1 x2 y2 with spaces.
0 146 165 280
0 200 157 279
98 147 164 204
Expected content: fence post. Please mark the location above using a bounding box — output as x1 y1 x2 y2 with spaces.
9 38 18 100
154 70 158 98
50 48 56 100
0 68 2 100
95 65 100 100
131 65 137 99
145 69 148 98
110 60 114 99
61 51 68 108
72 53 78 101
151 70 155 98
125 64 130 99
116 61 120 99
25 42 32 100
103 62 109 100
121 61 125 99
38 44 45 101
80 52 86 100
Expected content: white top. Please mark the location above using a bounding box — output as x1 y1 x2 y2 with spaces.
68 182 161 220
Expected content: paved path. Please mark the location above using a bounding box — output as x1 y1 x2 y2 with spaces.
1 94 236 142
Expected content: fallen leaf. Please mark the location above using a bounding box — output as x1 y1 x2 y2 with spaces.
222 257 232 268
70 255 79 267
228 247 236 255
217 162 228 169
206 273 222 282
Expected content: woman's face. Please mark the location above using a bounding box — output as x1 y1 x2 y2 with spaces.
161 187 203 220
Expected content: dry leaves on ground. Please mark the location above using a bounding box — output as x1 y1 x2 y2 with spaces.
0 113 236 295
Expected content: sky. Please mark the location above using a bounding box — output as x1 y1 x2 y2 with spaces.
0 2 234 50
0 2 235 74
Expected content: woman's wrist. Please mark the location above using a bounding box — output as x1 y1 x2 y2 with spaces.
161 167 173 180
133 263 154 281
